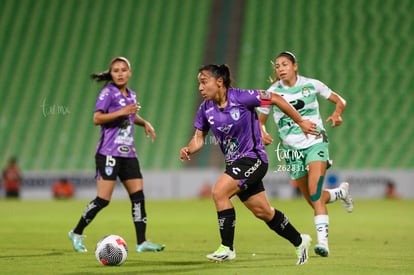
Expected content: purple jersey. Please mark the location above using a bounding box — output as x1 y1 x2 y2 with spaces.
94 83 138 158
194 88 268 164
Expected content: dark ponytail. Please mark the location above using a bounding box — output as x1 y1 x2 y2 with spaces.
90 56 131 83
199 64 232 88
90 70 112 82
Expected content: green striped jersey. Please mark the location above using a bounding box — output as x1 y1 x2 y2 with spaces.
258 75 332 149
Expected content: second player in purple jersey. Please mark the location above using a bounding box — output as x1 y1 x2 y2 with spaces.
68 56 164 254
95 83 138 158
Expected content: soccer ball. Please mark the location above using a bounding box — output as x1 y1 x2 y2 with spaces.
95 234 128 266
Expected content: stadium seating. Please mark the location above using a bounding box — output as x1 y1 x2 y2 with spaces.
236 0 414 169
0 0 210 170
1 0 413 171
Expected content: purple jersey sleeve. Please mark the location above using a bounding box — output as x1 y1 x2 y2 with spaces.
95 86 112 113
194 103 211 131
228 88 261 109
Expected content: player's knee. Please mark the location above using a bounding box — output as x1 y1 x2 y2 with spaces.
211 188 228 203
211 191 222 204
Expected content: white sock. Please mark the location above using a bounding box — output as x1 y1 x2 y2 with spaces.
327 187 344 203
314 215 329 246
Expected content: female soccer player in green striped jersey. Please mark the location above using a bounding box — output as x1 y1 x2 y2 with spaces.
258 51 353 257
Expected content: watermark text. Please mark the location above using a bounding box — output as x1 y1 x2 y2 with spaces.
41 98 70 117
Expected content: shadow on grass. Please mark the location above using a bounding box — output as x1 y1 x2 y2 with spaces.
62 256 279 275
0 251 64 259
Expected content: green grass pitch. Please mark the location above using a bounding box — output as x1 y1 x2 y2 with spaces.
0 198 413 274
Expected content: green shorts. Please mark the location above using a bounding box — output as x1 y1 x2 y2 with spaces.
282 142 330 180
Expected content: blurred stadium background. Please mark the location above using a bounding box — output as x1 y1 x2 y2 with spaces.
1 0 413 199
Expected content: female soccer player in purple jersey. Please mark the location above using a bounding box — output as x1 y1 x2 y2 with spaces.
179 64 319 265
68 56 164 253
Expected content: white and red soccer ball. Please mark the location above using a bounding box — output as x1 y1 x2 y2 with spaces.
95 234 128 266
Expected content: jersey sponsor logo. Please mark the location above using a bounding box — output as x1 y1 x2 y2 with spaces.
119 98 126 106
117 145 131 154
208 116 214 125
230 108 240 121
290 99 305 110
244 158 262 177
217 124 233 134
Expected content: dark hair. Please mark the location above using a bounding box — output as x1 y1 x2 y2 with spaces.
277 51 297 64
91 56 131 82
269 51 298 83
198 64 232 88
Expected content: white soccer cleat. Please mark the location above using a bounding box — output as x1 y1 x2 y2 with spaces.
295 234 311 265
314 243 330 257
206 244 236 262
339 182 354 213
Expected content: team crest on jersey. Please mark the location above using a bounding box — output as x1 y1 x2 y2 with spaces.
230 108 240 121
105 166 113 176
217 124 233 134
302 87 311 97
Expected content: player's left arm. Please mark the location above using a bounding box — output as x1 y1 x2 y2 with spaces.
326 92 346 127
134 115 156 142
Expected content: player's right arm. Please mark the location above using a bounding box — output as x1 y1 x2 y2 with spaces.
93 104 138 125
179 129 208 161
